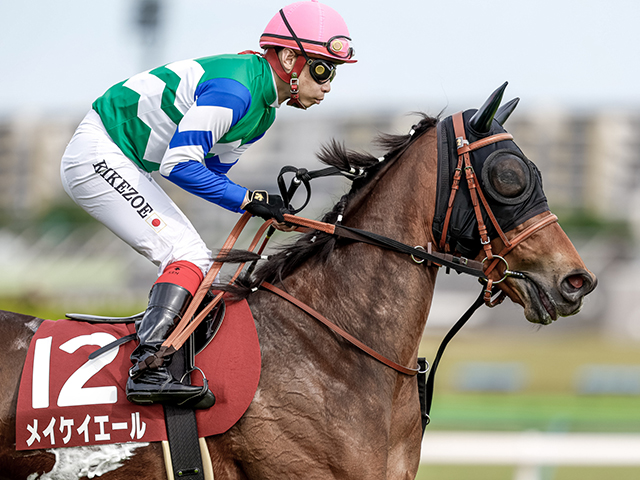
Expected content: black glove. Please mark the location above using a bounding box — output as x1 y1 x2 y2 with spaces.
243 190 287 223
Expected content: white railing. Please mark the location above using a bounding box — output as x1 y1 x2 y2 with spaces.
421 431 640 480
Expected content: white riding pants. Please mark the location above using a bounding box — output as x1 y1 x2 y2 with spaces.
60 109 213 276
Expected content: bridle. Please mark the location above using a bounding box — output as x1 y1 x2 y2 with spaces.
442 112 559 306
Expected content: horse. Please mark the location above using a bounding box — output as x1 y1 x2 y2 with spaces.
0 85 596 479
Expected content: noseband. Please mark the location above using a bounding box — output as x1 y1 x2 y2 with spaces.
442 112 558 306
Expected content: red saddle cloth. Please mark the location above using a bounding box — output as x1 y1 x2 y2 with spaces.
16 298 260 451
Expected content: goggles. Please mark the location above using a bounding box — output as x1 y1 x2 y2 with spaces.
307 58 336 84
321 35 355 61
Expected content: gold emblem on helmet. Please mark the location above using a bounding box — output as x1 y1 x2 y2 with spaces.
330 39 344 53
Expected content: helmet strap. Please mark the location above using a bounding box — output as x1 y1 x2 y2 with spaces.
264 48 308 109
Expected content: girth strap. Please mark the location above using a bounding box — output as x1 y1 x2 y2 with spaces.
163 346 206 480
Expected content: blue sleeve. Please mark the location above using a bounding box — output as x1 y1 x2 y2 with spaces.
163 160 248 212
162 78 252 168
195 77 252 123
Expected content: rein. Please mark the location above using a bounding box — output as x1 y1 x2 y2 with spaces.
280 213 487 278
261 282 419 375
148 213 425 378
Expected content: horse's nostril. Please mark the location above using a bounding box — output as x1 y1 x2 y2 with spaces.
567 275 584 290
561 271 597 301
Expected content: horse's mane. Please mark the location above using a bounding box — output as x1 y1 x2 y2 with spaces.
219 113 438 296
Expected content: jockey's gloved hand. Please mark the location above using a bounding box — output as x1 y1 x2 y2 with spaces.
243 190 288 223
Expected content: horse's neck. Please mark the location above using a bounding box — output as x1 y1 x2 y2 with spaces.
289 131 439 365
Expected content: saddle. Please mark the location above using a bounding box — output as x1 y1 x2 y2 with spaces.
69 294 226 363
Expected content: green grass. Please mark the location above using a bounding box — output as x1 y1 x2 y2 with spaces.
415 465 514 480
427 393 640 432
420 331 640 394
419 331 640 432
0 296 147 321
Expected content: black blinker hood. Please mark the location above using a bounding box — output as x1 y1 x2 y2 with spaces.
432 109 549 258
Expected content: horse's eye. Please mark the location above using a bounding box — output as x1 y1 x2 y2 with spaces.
481 150 535 205
487 155 527 197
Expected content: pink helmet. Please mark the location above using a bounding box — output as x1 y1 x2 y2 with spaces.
260 0 356 64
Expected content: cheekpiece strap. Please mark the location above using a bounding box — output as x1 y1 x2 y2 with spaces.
441 112 514 259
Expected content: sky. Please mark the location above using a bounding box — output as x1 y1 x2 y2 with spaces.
1 0 639 119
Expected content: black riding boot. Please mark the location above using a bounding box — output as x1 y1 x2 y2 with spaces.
126 282 215 408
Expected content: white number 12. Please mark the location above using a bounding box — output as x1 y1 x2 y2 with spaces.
32 333 120 409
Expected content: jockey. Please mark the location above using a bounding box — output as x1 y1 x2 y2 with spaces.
60 0 356 408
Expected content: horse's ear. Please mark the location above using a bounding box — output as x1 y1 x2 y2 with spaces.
469 81 508 133
495 97 520 125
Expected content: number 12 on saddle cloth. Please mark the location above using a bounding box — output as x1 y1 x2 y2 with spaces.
16 298 260 451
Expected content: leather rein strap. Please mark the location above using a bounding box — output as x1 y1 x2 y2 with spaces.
145 213 273 372
280 214 487 279
159 212 421 376
261 281 419 376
